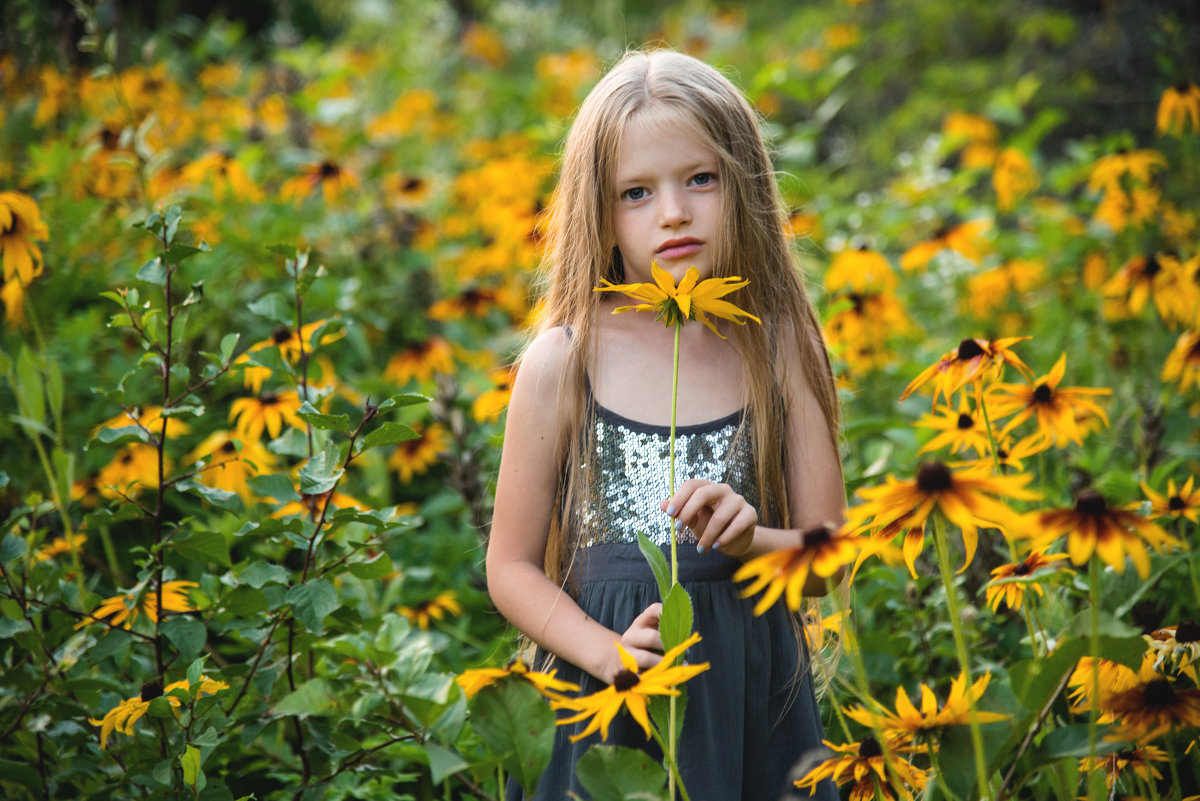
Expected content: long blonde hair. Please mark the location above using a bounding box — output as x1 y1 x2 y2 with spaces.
531 48 842 586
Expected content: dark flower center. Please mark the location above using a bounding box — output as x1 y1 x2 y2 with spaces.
956 338 986 361
120 451 134 464
403 177 424 192
956 413 974 430
848 292 866 314
1189 338 1200 360
801 525 834 548
1175 620 1200 643
1143 678 1176 707
1169 495 1186 511
917 461 952 493
318 160 340 179
1143 255 1161 278
101 127 120 150
1 213 17 235
1013 561 1033 576
1032 383 1053 404
220 441 237 454
1074 489 1107 516
141 680 164 701
261 393 279 406
858 736 883 758
613 669 640 692
1175 82 1191 94
272 326 293 344
1116 748 1136 760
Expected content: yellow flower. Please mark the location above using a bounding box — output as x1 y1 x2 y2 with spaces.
915 396 991 458
1146 620 1200 678
95 444 165 498
1138 476 1200 524
825 247 898 293
594 263 761 338
899 219 989 272
94 405 192 441
1156 82 1200 136
824 23 861 49
456 657 580 700
236 319 345 391
948 432 1050 474
964 259 1044 319
795 736 928 801
993 147 1038 211
461 22 508 67
34 533 87 562
0 192 50 286
89 675 228 749
229 391 305 443
1103 252 1182 320
847 461 1038 577
280 159 359 204
1026 489 1182 578
1102 662 1200 742
734 524 863 615
1162 329 1200 392
384 337 455 385
845 670 1010 740
552 632 709 742
76 580 198 631
986 354 1111 448
1087 149 1166 195
1 273 27 329
387 422 448 483
984 546 1073 612
271 489 367 521
1068 656 1145 713
183 432 278 501
900 336 1033 406
178 151 263 202
1080 745 1167 788
398 590 462 631
471 366 516 423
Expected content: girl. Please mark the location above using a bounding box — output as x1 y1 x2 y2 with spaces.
487 49 842 801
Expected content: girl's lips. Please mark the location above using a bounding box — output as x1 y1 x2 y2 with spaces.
656 242 703 260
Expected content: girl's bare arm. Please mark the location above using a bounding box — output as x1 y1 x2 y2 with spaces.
486 328 662 683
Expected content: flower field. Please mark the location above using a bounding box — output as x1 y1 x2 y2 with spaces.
1 1 1198 799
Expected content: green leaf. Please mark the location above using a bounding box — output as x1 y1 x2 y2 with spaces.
376 393 432 412
177 480 244 515
180 745 203 788
357 422 418 453
1033 723 1123 760
186 657 204 686
15 347 44 425
272 678 332 717
575 745 669 801
470 680 556 795
425 743 468 784
92 425 151 447
239 561 289 588
45 358 64 423
2 534 27 563
347 553 394 580
248 292 293 326
162 616 207 660
164 242 207 264
0 617 33 638
659 584 693 654
162 399 205 418
222 586 268 617
247 473 300 503
219 333 240 364
299 441 344 495
287 579 339 635
267 244 297 259
296 401 350 432
637 533 671 601
0 471 8 488
174 529 232 567
137 257 167 285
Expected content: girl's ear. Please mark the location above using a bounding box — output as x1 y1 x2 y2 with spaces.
610 247 625 282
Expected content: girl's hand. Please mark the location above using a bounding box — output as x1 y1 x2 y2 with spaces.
607 602 664 682
661 478 757 559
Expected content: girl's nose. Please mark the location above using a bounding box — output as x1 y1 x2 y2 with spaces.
658 188 691 228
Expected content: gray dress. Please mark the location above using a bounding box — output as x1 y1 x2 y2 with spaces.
508 396 836 801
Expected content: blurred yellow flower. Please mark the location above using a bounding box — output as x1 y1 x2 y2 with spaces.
1103 252 1183 320
229 391 305 443
96 444 165 498
456 657 580 700
398 590 462 630
385 337 455 385
1156 82 1200 136
824 23 861 49
987 354 1111 448
795 735 928 801
825 247 898 293
1162 329 1200 392
183 431 278 501
963 259 1044 320
984 546 1073 612
367 89 439 140
915 395 991 457
735 524 863 615
845 670 1009 740
900 336 1033 406
272 489 367 521
461 23 508 67
94 405 191 441
1138 476 1200 523
993 147 1038 211
387 422 448 483
0 192 50 286
1079 745 1167 788
1 274 28 329
943 112 998 169
76 580 198 631
1087 148 1165 195
900 219 989 272
89 675 227 749
35 533 87 562
179 151 263 202
472 366 516 423
280 159 359 204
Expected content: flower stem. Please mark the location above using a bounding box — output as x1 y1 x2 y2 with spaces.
931 513 991 801
651 721 691 801
1086 556 1102 801
667 322 681 799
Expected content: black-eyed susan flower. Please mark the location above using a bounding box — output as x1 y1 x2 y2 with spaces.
984 546 1073 612
1146 620 1200 678
899 336 1034 406
987 354 1111 448
1138 476 1200 523
802 608 853 653
964 258 1045 320
89 675 227 749
35 533 87 562
794 735 928 801
848 461 1038 577
237 319 345 391
94 405 192 441
229 391 305 443
824 291 913 373
595 263 761 337
387 422 448 483
734 524 863 615
942 112 998 169
1156 82 1200 136
456 657 580 700
384 337 455 385
825 246 898 294
0 191 50 286
471 366 516 423
552 632 709 742
993 147 1038 211
271 489 367 521
76 580 197 631
949 432 1051 474
429 285 516 321
95 444 165 498
1162 330 1200 392
1 273 27 329
183 432 277 502
844 670 1009 740
1101 660 1200 742
383 173 433 207
1087 149 1166 195
280 159 360 204
899 219 989 272
1103 253 1183 321
915 396 991 458
178 151 263 202
1079 745 1167 788
398 590 462 631
1026 489 1182 578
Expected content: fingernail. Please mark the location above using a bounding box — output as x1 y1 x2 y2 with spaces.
666 504 676 517
713 541 722 549
696 544 706 554
674 519 684 532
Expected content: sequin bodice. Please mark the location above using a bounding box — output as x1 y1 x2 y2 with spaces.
574 401 758 549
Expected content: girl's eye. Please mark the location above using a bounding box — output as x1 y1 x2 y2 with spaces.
621 187 646 201
690 172 715 187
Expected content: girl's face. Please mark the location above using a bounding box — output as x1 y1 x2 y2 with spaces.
611 110 723 286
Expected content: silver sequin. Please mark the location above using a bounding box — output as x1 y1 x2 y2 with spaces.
574 406 758 548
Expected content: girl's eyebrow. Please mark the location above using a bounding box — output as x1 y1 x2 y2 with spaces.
616 161 717 184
